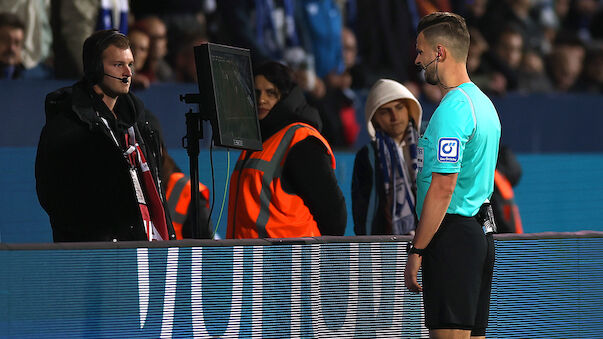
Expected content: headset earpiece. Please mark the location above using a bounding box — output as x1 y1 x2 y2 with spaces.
83 29 127 84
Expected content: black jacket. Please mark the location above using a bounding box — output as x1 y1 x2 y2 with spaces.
351 142 389 235
35 80 175 242
256 86 347 235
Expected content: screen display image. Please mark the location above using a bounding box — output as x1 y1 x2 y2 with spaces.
194 43 262 151
211 50 259 144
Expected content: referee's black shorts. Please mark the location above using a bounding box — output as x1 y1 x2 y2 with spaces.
422 213 495 336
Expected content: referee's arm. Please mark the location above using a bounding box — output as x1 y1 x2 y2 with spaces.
405 172 457 292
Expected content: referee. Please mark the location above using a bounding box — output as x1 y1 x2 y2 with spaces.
404 12 501 339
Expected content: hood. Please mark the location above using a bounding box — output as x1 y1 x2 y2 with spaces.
364 79 423 139
259 85 323 140
44 80 144 129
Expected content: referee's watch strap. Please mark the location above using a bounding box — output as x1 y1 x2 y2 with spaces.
407 243 425 256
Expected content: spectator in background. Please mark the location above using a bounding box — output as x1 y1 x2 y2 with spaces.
134 16 173 83
459 0 489 28
563 0 600 41
130 0 210 37
0 1 53 76
492 25 523 93
466 26 488 77
493 25 524 78
548 32 586 92
285 46 327 100
128 27 151 89
532 0 571 54
352 79 422 235
298 0 345 83
168 31 208 83
415 0 453 17
166 18 208 83
341 26 369 90
95 0 128 33
591 7 603 40
481 0 546 55
51 0 128 79
473 24 524 95
0 12 51 79
216 0 326 100
466 26 490 94
0 12 25 79
217 1 310 66
310 26 362 149
517 49 554 93
470 23 552 95
580 43 603 92
130 0 214 64
354 0 417 85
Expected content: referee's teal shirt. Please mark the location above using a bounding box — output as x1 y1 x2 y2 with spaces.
416 82 501 218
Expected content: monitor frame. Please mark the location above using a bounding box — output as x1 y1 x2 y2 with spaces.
193 43 262 151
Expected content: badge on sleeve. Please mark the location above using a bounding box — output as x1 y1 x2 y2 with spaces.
438 137 459 163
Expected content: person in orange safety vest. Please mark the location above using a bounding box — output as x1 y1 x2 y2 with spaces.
491 145 523 233
227 61 347 239
162 151 213 239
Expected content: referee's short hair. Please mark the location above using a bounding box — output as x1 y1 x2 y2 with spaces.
417 12 470 63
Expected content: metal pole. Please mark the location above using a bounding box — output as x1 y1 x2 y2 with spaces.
184 110 202 239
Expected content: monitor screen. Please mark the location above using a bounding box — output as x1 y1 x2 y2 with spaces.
194 43 262 151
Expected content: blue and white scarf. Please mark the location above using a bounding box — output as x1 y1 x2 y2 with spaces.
375 121 418 234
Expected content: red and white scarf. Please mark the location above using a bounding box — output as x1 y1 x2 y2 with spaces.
101 118 169 241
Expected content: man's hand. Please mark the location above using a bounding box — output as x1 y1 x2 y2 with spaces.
404 253 423 293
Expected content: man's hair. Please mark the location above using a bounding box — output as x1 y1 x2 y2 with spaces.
0 12 25 31
417 12 470 62
82 29 130 84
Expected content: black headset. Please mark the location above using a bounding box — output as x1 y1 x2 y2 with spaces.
83 29 129 84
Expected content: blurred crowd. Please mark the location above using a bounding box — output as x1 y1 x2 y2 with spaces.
2 0 602 148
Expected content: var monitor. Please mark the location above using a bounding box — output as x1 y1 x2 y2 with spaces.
194 43 262 151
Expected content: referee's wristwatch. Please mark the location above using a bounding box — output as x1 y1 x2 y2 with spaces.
407 243 425 256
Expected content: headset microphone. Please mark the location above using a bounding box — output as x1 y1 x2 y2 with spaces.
421 48 442 71
421 56 438 71
104 73 129 83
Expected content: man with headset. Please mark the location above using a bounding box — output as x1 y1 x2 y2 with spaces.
404 13 501 338
36 29 175 242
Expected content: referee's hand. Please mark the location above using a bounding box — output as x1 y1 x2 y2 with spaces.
404 254 423 293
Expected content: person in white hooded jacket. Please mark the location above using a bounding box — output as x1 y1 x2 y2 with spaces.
352 79 423 235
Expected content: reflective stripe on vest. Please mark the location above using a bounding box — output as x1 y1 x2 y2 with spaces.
166 172 210 239
167 175 189 225
494 169 513 200
242 124 302 237
494 169 523 233
228 123 335 238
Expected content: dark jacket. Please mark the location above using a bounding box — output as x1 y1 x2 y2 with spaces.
355 0 416 84
256 85 347 235
352 142 389 235
35 80 175 242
